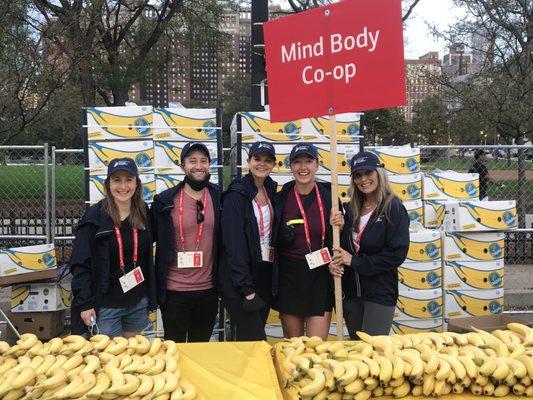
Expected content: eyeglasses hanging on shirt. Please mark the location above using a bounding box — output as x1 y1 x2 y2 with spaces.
196 200 205 224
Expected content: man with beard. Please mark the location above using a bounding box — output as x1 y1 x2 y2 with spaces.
152 142 221 342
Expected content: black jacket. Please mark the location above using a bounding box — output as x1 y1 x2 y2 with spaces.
341 196 410 306
69 201 157 317
151 181 222 305
219 173 278 299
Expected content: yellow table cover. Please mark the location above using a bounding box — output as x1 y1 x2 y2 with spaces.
176 341 284 400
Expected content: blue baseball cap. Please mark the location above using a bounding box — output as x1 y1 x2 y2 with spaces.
289 143 318 163
350 151 381 175
181 142 211 164
107 157 138 177
248 141 276 160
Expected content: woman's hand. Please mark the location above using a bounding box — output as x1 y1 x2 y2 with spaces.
80 308 97 327
330 209 344 229
332 246 353 266
329 261 344 277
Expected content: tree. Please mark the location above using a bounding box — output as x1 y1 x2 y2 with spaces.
411 96 447 145
218 71 251 146
363 108 409 146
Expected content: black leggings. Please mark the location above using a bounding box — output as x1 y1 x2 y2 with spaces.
343 297 395 339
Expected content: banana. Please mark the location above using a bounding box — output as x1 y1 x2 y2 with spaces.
86 372 111 398
464 332 485 347
383 385 394 396
39 382 67 400
292 354 311 372
118 354 133 370
0 341 10 355
11 367 37 390
47 338 63 355
442 331 468 346
131 374 154 398
35 354 56 376
149 338 163 357
105 337 129 356
482 381 495 396
122 354 143 373
99 352 119 368
420 351 439 375
438 353 466 380
507 322 533 346
4 388 25 400
479 357 497 376
440 346 459 358
148 356 166 375
397 350 423 378
0 358 17 375
17 333 39 350
137 355 157 374
27 342 44 357
337 361 358 386
151 373 167 397
452 382 464 394
170 385 184 400
80 354 100 374
104 365 125 394
390 355 405 380
176 378 196 400
363 377 379 390
66 372 97 398
492 329 513 345
434 379 447 396
521 375 532 386
135 334 151 354
301 353 324 365
388 377 405 387
322 359 345 380
343 378 364 394
13 356 32 372
475 374 489 386
114 373 141 396
504 356 527 378
352 343 373 358
461 375 472 388
422 373 435 396
393 334 412 349
494 384 510 397
375 355 393 384
0 371 18 398
516 354 533 379
165 354 179 373
299 368 326 397
434 358 451 381
35 367 67 390
61 335 87 353
28 355 44 370
61 353 83 371
311 389 329 400
526 385 533 397
50 374 83 399
392 380 410 398
356 332 396 356
348 354 379 378
472 327 509 357
457 355 478 379
348 359 369 379
163 340 179 357
513 383 526 396
504 371 518 386
353 389 372 400
317 366 335 391
91 334 111 351
410 385 422 397
127 336 138 353
159 371 180 395
491 358 510 382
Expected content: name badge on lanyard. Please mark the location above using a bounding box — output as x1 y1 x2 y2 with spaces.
254 187 275 263
176 189 207 268
114 226 145 293
294 184 331 270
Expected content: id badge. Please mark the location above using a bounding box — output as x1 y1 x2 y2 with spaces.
177 251 203 268
305 247 332 270
261 245 274 262
119 266 145 293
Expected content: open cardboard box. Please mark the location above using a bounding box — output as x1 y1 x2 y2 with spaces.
447 314 533 333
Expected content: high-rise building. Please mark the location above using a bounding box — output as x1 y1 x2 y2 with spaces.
402 52 441 122
442 43 475 77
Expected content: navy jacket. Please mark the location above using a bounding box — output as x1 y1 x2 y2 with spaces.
219 173 278 299
69 201 157 314
341 196 410 307
151 181 222 305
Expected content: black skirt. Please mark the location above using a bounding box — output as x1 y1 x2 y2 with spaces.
273 256 334 316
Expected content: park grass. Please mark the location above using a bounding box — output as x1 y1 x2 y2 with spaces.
420 156 531 171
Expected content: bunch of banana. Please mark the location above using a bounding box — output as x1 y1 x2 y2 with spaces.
0 333 196 400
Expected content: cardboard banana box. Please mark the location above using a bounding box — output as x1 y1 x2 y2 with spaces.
0 244 57 278
442 231 505 261
10 283 69 312
423 171 479 200
423 199 451 228
154 140 218 172
398 260 442 291
403 200 424 225
390 318 443 334
387 173 423 201
406 229 441 262
444 260 504 290
89 173 155 204
367 146 420 174
445 288 504 318
155 172 219 194
153 108 219 141
395 289 443 320
88 140 154 173
86 106 153 141
444 200 518 231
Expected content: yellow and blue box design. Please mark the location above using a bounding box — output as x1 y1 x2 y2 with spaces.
86 106 153 141
445 288 503 318
88 173 156 204
423 171 479 200
88 140 154 173
388 173 423 201
444 200 517 231
390 318 443 334
444 260 504 290
403 200 423 224
406 229 441 262
442 231 505 261
153 108 218 141
398 260 442 291
367 146 420 174
10 282 71 312
0 244 56 278
395 289 443 320
423 199 450 228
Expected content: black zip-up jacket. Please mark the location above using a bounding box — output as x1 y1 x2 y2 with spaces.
219 173 278 299
341 196 410 307
151 181 221 305
69 200 157 313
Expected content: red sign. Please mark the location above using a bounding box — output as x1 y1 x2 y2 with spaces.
263 0 406 122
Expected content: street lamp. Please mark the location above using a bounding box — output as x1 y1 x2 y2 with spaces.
480 130 484 144
484 134 487 145
496 134 500 145
418 133 422 145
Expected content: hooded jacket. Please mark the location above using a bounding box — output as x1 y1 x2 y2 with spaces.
151 180 221 305
219 173 278 299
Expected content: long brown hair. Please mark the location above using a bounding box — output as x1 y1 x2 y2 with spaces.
348 168 396 229
103 176 147 229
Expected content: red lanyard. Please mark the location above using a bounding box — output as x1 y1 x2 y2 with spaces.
253 187 273 239
293 184 326 252
353 210 374 247
178 188 207 251
114 225 138 274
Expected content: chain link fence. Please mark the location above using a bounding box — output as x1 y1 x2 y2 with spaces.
420 145 533 265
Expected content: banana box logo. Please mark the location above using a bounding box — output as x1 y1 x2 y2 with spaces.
367 146 420 174
445 289 504 318
155 173 219 194
403 200 423 224
86 107 153 140
88 173 156 204
423 171 479 200
445 200 517 231
154 141 217 172
240 112 304 142
302 113 361 143
406 230 441 262
444 260 504 290
443 231 504 261
10 283 66 312
88 141 154 173
153 108 219 141
423 199 450 228
390 318 443 335
387 173 422 201
395 289 443 319
398 261 442 291
0 243 56 277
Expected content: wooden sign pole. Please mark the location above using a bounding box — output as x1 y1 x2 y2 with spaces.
329 113 344 341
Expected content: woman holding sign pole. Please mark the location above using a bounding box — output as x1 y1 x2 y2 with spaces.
220 141 278 341
273 143 344 340
329 151 409 338
70 158 156 337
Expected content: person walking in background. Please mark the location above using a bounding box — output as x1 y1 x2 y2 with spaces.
70 158 156 337
152 142 221 342
273 143 344 340
220 141 277 341
469 149 494 200
330 151 409 338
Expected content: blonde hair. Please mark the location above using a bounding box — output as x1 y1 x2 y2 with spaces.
348 168 396 229
103 176 147 229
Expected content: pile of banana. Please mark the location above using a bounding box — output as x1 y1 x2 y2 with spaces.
0 333 196 400
277 323 533 400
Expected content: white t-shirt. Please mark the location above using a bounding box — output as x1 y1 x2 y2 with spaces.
252 202 272 246
352 211 373 245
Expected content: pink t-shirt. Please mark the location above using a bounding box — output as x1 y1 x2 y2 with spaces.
167 188 214 291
